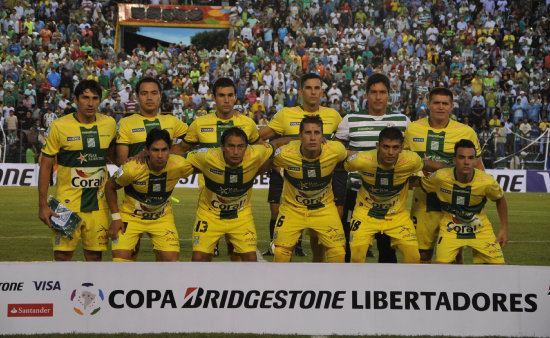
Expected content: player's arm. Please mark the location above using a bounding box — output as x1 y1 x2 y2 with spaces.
172 140 194 155
423 159 449 172
38 155 58 228
475 157 485 170
115 144 129 166
259 125 277 140
332 136 349 147
105 176 125 240
495 196 508 248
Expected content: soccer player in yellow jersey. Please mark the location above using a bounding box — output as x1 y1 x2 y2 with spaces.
344 127 444 263
260 73 344 260
419 139 508 264
105 129 195 262
116 77 188 165
172 77 261 260
404 87 484 263
38 80 117 261
185 127 279 262
272 116 348 263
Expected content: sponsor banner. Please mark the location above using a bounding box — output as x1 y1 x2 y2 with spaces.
117 4 231 28
0 263 549 336
1 164 548 193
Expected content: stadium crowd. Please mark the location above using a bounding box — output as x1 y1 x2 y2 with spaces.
1 0 550 166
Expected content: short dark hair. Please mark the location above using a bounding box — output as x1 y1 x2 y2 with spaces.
212 77 236 96
379 126 404 144
454 139 476 156
136 77 162 94
299 115 323 134
221 127 248 145
300 73 321 88
74 80 102 98
428 87 453 103
366 73 390 93
145 128 172 149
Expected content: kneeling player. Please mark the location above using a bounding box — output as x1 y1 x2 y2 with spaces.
344 127 443 263
420 139 508 264
185 127 277 262
272 116 348 263
106 129 195 262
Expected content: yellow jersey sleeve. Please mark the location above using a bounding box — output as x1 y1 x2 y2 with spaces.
171 115 188 139
115 118 132 145
42 121 61 156
183 119 200 145
484 172 504 201
113 162 137 187
267 108 288 135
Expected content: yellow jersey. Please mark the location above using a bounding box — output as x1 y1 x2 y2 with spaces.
344 149 423 219
403 117 481 166
185 143 274 219
267 106 342 138
420 168 504 238
113 155 194 220
184 113 259 148
42 113 117 212
273 140 347 210
116 113 188 157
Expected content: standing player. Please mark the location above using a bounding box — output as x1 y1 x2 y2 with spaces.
115 77 188 260
115 77 188 165
259 73 344 260
344 127 444 263
105 129 195 262
334 73 410 263
38 80 117 261
419 139 508 264
272 116 347 263
185 127 278 262
172 77 261 260
404 87 484 263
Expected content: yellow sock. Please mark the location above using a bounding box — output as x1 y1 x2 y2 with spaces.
350 245 369 263
326 246 345 263
274 246 293 262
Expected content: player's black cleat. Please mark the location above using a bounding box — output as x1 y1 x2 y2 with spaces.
294 246 307 257
213 245 220 257
367 249 375 258
262 242 274 256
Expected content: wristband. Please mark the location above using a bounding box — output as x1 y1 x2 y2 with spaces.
111 213 121 221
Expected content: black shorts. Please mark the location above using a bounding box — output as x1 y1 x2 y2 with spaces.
332 171 347 207
267 169 284 203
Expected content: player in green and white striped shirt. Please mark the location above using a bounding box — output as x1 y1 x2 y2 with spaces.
334 73 410 263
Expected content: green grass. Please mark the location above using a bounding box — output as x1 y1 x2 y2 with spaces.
0 187 549 265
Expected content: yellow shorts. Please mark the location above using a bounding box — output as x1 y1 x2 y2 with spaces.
52 209 109 252
349 210 418 249
192 208 257 254
411 187 443 250
273 204 345 249
436 230 505 264
111 213 180 252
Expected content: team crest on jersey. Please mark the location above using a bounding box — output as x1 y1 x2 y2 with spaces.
229 175 238 183
115 167 124 179
430 141 439 150
209 168 224 175
200 128 214 132
289 122 300 126
67 136 81 141
87 138 96 148
131 128 145 133
380 178 389 185
347 153 358 161
413 138 424 142
287 166 301 171
440 187 451 194
456 196 465 205
153 184 161 192
307 169 316 177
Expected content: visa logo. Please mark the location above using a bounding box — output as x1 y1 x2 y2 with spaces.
33 281 61 291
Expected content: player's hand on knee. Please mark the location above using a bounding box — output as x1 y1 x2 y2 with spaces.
109 220 125 240
39 205 58 228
